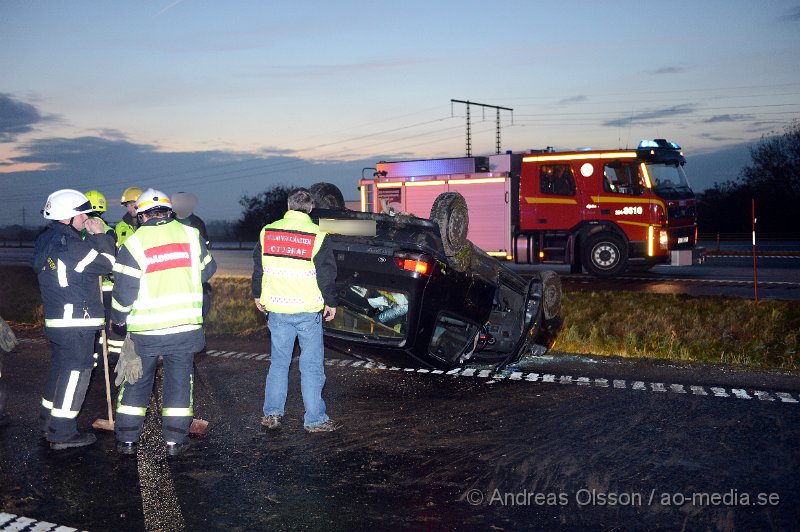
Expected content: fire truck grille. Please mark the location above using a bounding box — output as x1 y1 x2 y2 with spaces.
667 204 696 221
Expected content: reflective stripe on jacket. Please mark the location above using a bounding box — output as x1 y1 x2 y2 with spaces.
32 222 116 330
258 211 326 314
112 219 213 334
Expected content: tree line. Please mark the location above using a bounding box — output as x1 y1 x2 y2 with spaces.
697 120 800 235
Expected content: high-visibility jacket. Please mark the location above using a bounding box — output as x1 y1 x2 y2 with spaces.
256 211 328 314
111 218 216 334
115 213 138 247
32 222 116 330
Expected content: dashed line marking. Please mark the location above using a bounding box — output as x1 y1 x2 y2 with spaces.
202 350 800 406
0 512 85 531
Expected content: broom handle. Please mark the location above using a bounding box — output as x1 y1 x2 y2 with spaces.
99 277 114 422
101 328 113 421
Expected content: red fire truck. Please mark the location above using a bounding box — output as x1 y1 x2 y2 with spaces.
358 139 697 277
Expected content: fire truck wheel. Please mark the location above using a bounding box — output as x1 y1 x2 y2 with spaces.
539 270 562 320
430 192 469 257
309 182 346 210
583 233 628 277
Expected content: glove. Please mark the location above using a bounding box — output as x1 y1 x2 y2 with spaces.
0 316 18 353
114 334 143 386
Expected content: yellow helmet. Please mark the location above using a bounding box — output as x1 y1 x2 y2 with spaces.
84 190 107 213
121 186 144 205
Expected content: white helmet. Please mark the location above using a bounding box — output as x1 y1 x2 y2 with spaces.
135 188 173 214
42 189 93 220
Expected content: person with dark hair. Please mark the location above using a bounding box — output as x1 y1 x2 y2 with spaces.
252 188 340 432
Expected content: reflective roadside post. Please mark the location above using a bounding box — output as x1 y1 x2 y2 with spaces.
752 198 758 302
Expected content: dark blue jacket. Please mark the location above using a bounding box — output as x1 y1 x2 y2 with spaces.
32 222 116 330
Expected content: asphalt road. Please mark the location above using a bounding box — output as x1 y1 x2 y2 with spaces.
2 329 799 530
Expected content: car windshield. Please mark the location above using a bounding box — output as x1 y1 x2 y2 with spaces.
647 163 694 199
325 284 409 341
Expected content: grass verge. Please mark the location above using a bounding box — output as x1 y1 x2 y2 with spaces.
3 268 798 370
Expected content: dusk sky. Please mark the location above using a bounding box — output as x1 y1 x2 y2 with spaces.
2 0 799 227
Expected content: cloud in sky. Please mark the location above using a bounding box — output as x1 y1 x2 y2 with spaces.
0 93 51 143
702 114 753 123
2 132 376 226
784 5 800 20
649 66 685 75
602 104 697 128
557 95 587 105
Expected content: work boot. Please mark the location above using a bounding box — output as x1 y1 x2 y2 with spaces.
166 441 190 457
50 432 97 450
117 441 138 455
304 419 342 433
261 414 282 429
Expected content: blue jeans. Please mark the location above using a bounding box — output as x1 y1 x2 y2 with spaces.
263 312 329 427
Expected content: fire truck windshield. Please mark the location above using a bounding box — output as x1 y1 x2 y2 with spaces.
646 163 694 200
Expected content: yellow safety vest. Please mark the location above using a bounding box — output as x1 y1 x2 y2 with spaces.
258 211 326 314
120 220 205 333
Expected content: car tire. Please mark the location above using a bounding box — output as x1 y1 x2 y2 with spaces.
539 270 562 320
309 182 346 210
430 192 469 257
583 232 627 277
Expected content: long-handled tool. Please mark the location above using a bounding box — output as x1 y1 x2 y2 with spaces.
92 275 115 431
92 323 115 431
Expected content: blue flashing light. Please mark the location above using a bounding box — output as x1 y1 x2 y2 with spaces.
638 139 681 150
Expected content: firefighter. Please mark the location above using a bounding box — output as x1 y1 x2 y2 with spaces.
32 189 116 449
111 188 216 456
252 188 340 432
84 189 124 360
84 190 115 239
172 191 212 319
115 186 144 246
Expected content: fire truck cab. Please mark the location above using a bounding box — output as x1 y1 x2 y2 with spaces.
360 139 697 277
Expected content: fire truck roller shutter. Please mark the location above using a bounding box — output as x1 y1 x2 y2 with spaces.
582 231 628 277
309 182 346 210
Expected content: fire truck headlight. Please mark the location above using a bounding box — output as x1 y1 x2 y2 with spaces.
659 230 669 250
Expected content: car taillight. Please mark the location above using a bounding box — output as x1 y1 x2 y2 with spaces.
393 254 432 275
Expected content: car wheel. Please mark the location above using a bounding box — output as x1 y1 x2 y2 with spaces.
430 192 469 257
539 270 562 320
583 233 627 277
309 182 346 210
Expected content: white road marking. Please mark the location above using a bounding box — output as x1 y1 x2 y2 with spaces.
0 512 84 531
203 350 800 406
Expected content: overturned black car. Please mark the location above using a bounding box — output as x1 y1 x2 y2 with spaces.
310 185 562 370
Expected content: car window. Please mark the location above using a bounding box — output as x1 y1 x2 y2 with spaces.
428 313 479 364
324 284 408 340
